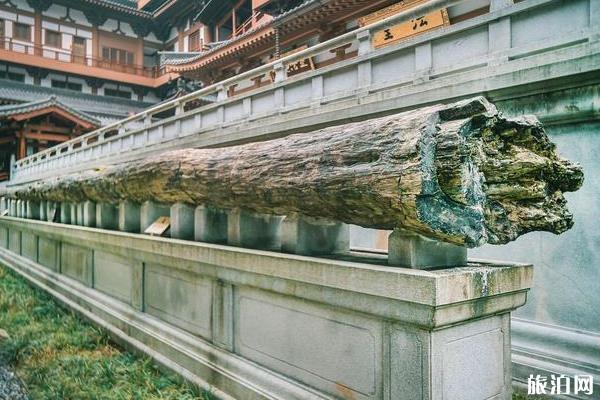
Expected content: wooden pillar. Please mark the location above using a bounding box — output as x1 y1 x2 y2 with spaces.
232 8 237 37
34 10 42 56
92 25 99 66
177 27 184 52
17 130 26 160
137 36 144 72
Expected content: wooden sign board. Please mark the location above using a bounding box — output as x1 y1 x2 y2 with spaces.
144 216 170 236
372 9 449 49
358 0 427 27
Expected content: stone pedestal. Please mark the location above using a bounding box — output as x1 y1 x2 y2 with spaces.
194 205 228 244
227 208 283 250
82 201 96 227
60 203 71 224
76 203 84 226
46 202 57 222
96 204 118 230
39 201 47 221
70 203 77 225
281 215 349 256
388 229 467 268
26 201 39 219
119 201 140 233
140 201 170 233
170 203 194 240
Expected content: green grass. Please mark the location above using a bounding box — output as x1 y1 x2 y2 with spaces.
0 264 213 400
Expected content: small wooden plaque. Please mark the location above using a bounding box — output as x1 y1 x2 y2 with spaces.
282 45 315 78
144 216 170 236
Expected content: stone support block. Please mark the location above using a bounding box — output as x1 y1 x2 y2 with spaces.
82 201 96 227
0 197 6 214
76 203 84 226
227 209 283 251
60 203 71 224
96 204 118 230
388 229 467 268
46 202 58 222
119 201 140 233
194 205 228 244
140 201 170 233
281 215 349 256
39 201 47 221
9 199 16 217
26 201 40 219
170 203 194 240
16 200 23 218
70 203 77 225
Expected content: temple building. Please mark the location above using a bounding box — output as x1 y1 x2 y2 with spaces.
0 0 491 179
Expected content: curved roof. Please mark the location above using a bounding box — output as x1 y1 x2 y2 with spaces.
0 96 101 127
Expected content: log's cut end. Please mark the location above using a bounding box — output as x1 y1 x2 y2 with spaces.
431 97 584 247
10 96 584 249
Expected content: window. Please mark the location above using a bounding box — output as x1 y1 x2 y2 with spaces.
102 46 134 65
0 70 25 82
13 23 31 41
188 30 201 51
104 87 131 99
45 30 61 48
51 79 82 92
0 65 25 82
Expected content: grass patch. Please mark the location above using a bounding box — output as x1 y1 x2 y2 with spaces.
0 264 213 400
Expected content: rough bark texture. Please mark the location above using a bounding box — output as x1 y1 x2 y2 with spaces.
13 97 583 247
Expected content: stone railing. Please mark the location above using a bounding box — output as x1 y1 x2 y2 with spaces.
9 0 598 185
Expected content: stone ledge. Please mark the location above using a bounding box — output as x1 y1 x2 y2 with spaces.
0 217 532 314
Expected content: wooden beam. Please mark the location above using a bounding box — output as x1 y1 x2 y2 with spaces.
26 124 73 135
23 132 71 142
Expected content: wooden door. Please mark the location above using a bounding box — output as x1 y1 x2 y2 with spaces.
72 37 86 64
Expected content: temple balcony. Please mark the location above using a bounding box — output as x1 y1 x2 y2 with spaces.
0 38 176 88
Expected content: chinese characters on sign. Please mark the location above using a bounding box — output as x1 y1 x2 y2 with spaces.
282 45 315 78
527 374 594 396
372 10 448 49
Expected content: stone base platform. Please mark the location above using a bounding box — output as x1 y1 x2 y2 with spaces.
0 216 532 400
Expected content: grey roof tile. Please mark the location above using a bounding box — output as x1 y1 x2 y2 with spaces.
0 96 101 126
0 79 153 125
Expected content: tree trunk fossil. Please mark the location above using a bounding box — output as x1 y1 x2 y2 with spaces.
13 97 584 247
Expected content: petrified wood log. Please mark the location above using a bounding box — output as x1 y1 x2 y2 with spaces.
14 97 583 247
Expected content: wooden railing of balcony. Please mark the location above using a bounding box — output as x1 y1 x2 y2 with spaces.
233 11 267 38
0 38 166 78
